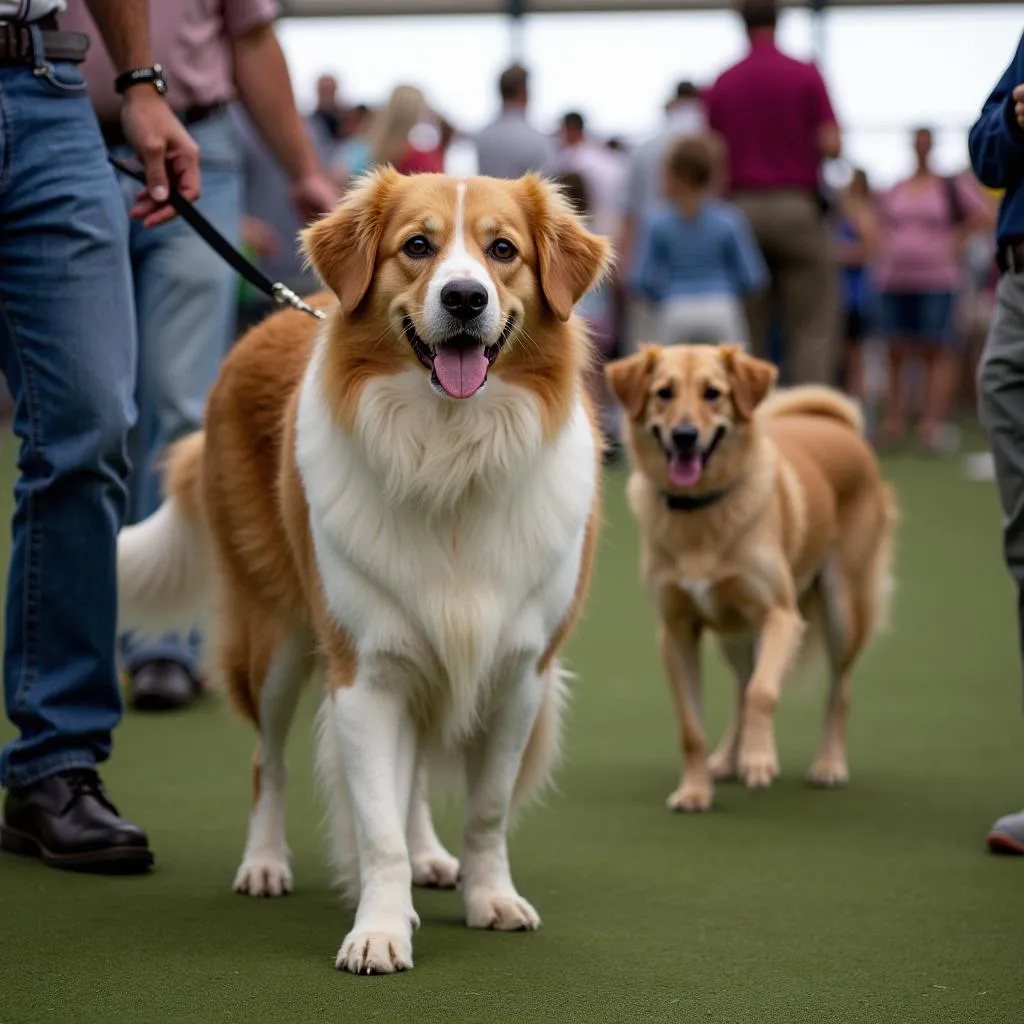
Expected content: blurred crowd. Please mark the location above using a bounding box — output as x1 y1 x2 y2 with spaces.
2 0 993 465
233 2 998 464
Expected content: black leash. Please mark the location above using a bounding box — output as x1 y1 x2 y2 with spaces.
109 156 325 322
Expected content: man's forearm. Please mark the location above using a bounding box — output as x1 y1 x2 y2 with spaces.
818 122 842 161
232 25 320 182
84 0 153 74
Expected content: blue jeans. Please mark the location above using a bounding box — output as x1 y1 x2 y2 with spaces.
114 111 242 679
0 58 137 788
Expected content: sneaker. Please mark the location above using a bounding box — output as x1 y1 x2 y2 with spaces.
987 809 1024 855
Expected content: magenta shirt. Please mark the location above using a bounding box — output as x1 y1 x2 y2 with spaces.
61 0 278 122
705 38 837 194
873 175 991 294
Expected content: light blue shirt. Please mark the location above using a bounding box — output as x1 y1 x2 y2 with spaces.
631 199 768 303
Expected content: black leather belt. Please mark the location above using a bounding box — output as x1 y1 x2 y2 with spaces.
100 103 227 149
0 14 89 66
997 237 1024 276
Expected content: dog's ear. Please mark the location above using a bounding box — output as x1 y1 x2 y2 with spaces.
605 346 660 420
301 167 402 317
720 345 778 421
520 175 612 321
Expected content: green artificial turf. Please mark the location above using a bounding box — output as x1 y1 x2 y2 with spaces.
1 436 1023 1024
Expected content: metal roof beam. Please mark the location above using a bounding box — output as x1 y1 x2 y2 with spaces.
280 0 1016 17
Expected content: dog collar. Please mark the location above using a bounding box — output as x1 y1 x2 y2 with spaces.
659 486 731 512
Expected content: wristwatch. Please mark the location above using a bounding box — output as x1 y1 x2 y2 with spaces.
114 65 168 97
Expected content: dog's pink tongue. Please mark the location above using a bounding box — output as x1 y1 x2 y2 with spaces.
669 454 703 488
432 345 489 399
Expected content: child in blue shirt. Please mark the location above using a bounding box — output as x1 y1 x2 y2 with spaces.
631 134 767 346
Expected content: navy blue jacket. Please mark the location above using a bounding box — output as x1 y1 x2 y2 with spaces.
970 32 1024 245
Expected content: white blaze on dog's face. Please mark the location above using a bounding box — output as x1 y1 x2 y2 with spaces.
418 181 505 398
301 169 611 407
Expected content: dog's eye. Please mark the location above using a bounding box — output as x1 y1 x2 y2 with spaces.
655 385 674 401
704 386 721 401
488 238 518 262
403 235 433 258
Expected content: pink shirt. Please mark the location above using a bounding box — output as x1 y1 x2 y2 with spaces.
61 0 278 122
705 37 837 194
873 174 991 293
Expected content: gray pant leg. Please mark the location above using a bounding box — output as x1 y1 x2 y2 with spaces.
977 271 1024 697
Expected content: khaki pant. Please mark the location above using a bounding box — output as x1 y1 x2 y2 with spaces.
657 294 749 347
733 191 839 384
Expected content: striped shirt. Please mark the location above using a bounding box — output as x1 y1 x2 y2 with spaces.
631 199 768 303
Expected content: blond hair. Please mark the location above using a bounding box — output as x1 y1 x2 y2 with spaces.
370 84 427 169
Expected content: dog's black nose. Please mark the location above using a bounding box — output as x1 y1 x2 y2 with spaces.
440 279 489 322
671 425 700 454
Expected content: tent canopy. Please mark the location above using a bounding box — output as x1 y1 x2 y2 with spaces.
281 0 1012 16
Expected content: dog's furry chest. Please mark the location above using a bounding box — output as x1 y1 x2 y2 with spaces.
295 356 595 734
654 545 819 634
655 554 747 632
674 561 725 623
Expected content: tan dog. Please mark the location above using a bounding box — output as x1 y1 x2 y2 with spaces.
117 170 610 973
606 344 897 811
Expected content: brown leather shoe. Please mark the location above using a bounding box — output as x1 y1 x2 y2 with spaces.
129 659 202 712
1 769 153 874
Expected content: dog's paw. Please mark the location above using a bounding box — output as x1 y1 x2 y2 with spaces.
808 756 849 788
707 747 739 782
739 741 779 790
666 781 714 812
465 889 541 931
411 848 460 889
233 854 293 897
336 924 415 975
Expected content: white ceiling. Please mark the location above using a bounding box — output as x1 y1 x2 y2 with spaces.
280 0 1015 15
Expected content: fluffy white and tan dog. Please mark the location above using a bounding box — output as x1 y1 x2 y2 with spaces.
117 169 610 974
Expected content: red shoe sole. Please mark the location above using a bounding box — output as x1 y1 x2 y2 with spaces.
987 830 1024 855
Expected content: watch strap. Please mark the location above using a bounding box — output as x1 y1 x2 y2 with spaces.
115 64 167 96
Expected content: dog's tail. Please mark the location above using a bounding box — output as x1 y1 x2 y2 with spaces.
117 432 213 637
759 385 865 435
512 662 571 814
